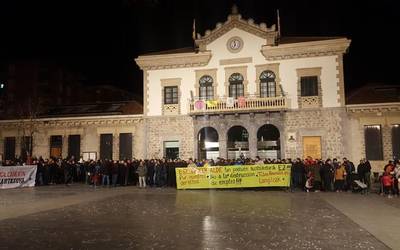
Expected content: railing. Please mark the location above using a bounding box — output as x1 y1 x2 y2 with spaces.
189 96 289 114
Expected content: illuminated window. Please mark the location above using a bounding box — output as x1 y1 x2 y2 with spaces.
199 75 214 100
229 73 244 99
164 86 178 104
260 70 276 97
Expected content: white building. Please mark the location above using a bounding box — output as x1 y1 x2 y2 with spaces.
135 6 351 161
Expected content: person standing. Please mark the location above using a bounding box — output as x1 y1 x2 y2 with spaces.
137 161 147 188
334 163 347 192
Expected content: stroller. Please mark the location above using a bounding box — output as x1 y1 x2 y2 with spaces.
352 180 368 193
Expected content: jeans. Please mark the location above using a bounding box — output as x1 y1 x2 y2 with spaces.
102 175 110 186
139 176 146 187
112 174 118 187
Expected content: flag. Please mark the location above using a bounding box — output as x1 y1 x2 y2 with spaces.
226 97 234 108
194 100 205 110
238 96 246 108
206 100 218 108
192 19 196 40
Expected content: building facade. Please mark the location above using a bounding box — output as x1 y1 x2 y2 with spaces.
135 8 351 162
1 8 400 172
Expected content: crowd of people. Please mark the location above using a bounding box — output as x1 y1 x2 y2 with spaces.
1 156 399 197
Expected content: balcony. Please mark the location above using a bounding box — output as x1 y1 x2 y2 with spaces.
189 95 289 115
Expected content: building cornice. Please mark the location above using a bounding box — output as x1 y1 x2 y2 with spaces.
0 115 144 129
346 102 400 113
262 38 351 60
195 14 277 50
135 51 212 70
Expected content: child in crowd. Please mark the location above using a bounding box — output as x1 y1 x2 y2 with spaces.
382 173 394 198
305 173 314 192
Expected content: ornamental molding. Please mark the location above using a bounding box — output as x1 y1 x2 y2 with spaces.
135 51 212 70
346 103 400 114
0 116 143 130
262 38 351 60
195 13 277 49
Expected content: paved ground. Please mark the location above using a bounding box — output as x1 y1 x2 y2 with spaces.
0 185 399 250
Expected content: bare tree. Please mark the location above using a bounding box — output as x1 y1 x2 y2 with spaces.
16 97 44 164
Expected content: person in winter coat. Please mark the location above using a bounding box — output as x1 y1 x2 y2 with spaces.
334 163 347 192
137 161 147 188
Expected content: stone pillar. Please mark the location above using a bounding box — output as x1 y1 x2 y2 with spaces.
249 127 258 159
219 130 227 159
15 136 21 159
62 135 68 159
113 133 119 161
193 128 199 160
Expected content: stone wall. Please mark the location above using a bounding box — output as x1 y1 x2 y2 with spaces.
0 116 145 161
145 115 194 159
193 112 285 159
284 108 347 160
346 109 400 172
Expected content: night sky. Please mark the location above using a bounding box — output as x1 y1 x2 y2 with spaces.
0 0 399 98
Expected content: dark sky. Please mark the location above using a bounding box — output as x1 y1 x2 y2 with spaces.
0 0 399 97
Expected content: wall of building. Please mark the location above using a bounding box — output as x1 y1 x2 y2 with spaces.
284 107 347 160
146 28 340 116
145 115 194 159
347 110 400 172
0 115 145 161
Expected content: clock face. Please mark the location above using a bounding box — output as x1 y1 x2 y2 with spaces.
227 37 243 53
230 39 241 50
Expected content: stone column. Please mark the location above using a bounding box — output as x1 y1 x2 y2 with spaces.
193 128 199 160
249 127 258 159
62 135 68 159
113 133 119 161
219 130 227 159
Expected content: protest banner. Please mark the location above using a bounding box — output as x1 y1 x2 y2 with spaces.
0 165 37 189
176 164 291 189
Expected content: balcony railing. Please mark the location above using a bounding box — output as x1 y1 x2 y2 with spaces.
189 95 289 114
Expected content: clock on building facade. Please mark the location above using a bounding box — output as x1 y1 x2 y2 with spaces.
227 36 243 53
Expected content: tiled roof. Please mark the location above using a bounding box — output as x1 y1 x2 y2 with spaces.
142 47 195 56
278 36 344 44
41 101 143 118
346 84 400 105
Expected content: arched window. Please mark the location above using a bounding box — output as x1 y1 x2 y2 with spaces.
260 70 276 97
229 73 244 99
199 75 214 100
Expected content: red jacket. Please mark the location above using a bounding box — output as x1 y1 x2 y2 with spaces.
382 175 393 187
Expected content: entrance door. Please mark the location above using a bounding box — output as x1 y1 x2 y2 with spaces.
164 141 179 160
50 135 63 159
4 137 16 161
100 134 113 160
303 136 321 159
68 135 80 160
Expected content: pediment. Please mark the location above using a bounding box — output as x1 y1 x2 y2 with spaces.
195 13 278 50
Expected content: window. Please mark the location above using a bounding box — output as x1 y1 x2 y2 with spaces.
164 86 178 104
199 75 214 100
364 125 383 160
68 135 81 160
392 125 400 159
260 70 276 97
4 137 16 161
20 136 33 162
229 73 244 99
119 133 132 160
50 135 63 158
100 134 113 160
300 76 318 96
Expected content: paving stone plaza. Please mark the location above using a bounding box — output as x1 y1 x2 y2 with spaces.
1 185 399 250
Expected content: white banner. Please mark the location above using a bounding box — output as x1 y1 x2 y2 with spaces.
0 165 37 189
